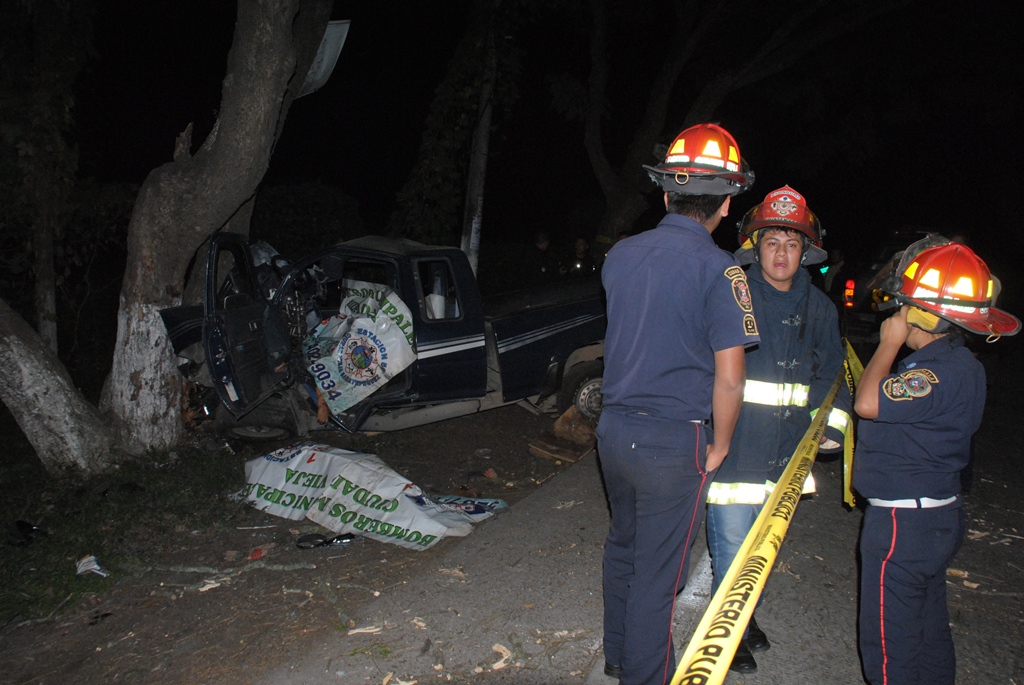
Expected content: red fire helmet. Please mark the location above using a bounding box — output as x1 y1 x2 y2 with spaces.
892 241 1020 339
734 185 827 265
643 123 755 196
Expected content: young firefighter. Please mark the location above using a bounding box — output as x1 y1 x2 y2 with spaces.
853 237 1020 685
706 186 851 674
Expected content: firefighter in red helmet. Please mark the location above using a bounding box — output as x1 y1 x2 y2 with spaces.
599 123 758 684
706 185 851 674
853 236 1020 684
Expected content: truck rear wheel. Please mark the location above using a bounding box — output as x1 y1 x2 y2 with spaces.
557 361 603 421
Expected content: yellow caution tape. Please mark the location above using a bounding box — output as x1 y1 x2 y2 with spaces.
840 403 856 508
844 338 864 385
841 339 865 507
671 371 842 685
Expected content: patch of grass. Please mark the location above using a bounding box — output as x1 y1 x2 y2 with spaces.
0 441 264 626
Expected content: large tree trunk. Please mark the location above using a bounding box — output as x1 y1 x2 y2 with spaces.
98 0 332 454
459 28 497 275
27 0 83 355
0 298 116 472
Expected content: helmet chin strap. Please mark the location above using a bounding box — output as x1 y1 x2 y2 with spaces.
907 306 952 333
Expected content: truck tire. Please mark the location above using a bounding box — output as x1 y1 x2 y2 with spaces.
215 397 295 442
557 361 604 421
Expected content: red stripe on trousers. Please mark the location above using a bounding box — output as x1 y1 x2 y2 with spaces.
660 427 707 685
879 508 899 685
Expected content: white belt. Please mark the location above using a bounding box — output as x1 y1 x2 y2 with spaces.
867 495 958 509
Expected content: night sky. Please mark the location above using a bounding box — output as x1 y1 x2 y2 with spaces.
74 1 1023 290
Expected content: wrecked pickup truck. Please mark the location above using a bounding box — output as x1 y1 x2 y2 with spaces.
160 232 606 440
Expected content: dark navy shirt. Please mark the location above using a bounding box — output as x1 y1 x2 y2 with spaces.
601 213 760 421
852 335 985 500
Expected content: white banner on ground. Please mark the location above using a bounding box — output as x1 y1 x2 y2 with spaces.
302 279 417 415
243 443 493 550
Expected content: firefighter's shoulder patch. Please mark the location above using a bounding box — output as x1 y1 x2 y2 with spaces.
743 313 759 336
882 369 939 401
725 266 753 313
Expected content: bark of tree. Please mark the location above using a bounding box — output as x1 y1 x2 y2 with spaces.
0 298 115 472
98 0 332 455
27 0 84 355
33 207 58 354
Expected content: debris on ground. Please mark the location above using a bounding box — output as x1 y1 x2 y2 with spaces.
528 407 596 463
431 495 508 515
75 555 109 577
6 520 48 547
296 532 356 549
491 643 512 670
246 542 276 560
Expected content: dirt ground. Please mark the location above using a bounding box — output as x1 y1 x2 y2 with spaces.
0 405 574 685
2 342 1023 685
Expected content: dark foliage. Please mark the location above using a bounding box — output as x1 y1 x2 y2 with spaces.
250 181 365 258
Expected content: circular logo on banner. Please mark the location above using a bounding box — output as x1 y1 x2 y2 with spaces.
339 332 388 387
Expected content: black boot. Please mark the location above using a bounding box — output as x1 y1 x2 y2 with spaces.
729 640 758 673
603 662 622 679
746 615 771 653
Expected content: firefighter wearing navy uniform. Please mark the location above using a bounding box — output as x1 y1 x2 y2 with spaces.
705 185 851 674
598 123 759 685
853 236 1021 685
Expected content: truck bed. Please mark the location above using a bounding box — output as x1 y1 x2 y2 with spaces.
482 275 604 320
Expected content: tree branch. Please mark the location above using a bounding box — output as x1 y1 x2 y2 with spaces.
621 0 730 186
686 0 915 121
735 0 913 91
585 0 734 197
583 0 615 195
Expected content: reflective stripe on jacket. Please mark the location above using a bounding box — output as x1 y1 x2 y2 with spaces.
743 379 809 407
707 474 817 505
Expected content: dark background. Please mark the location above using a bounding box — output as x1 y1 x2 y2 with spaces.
73 1 1022 290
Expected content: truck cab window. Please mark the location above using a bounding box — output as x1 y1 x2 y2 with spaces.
417 260 461 320
212 245 259 309
341 260 390 289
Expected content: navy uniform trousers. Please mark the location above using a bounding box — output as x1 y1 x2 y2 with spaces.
597 410 711 685
859 502 964 685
